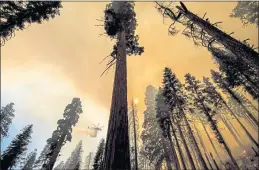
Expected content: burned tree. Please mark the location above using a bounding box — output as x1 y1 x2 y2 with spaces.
101 2 144 170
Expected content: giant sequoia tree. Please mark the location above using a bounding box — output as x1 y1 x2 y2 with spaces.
0 1 62 45
0 102 15 138
42 98 83 170
1 125 33 170
184 73 240 169
102 2 143 169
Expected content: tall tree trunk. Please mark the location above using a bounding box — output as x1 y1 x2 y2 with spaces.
222 99 259 148
181 111 209 170
220 114 245 148
174 119 197 170
193 122 214 170
200 121 224 166
166 128 180 170
132 102 138 170
200 102 239 169
210 153 220 170
176 5 259 70
43 133 66 170
226 87 259 128
103 30 131 170
169 119 187 170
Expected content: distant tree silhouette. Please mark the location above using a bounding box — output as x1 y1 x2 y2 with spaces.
1 124 33 170
102 2 144 169
0 1 62 45
155 2 259 70
230 2 259 27
141 85 171 169
93 138 105 170
33 142 51 169
202 77 259 148
42 98 83 170
63 141 83 170
211 70 259 128
1 102 15 138
184 73 239 169
21 149 37 170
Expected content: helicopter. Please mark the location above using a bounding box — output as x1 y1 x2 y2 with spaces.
88 123 104 138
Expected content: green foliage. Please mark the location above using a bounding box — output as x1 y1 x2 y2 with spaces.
230 2 259 27
0 102 15 138
93 138 105 170
1 125 33 170
0 1 62 45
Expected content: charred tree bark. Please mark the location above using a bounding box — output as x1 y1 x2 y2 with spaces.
164 150 173 170
155 154 164 170
103 30 131 170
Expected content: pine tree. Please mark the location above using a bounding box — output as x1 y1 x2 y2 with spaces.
84 152 93 170
230 1 259 27
42 98 83 170
155 2 259 70
140 85 171 168
0 1 62 45
102 2 144 169
1 124 33 170
128 100 140 170
21 149 37 170
156 88 179 170
63 141 83 170
184 73 239 169
211 70 259 128
93 138 105 170
1 102 15 138
162 68 207 170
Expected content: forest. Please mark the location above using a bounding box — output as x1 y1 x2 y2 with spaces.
0 1 258 170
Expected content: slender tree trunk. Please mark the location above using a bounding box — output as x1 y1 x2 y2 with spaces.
193 122 214 170
200 121 224 166
226 87 259 128
169 119 187 170
43 133 66 170
176 5 259 70
174 119 196 170
103 30 131 170
223 100 259 148
181 111 209 170
132 102 138 170
210 153 220 170
220 114 245 148
200 102 239 169
166 129 180 170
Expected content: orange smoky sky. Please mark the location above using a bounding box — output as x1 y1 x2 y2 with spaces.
2 2 258 159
